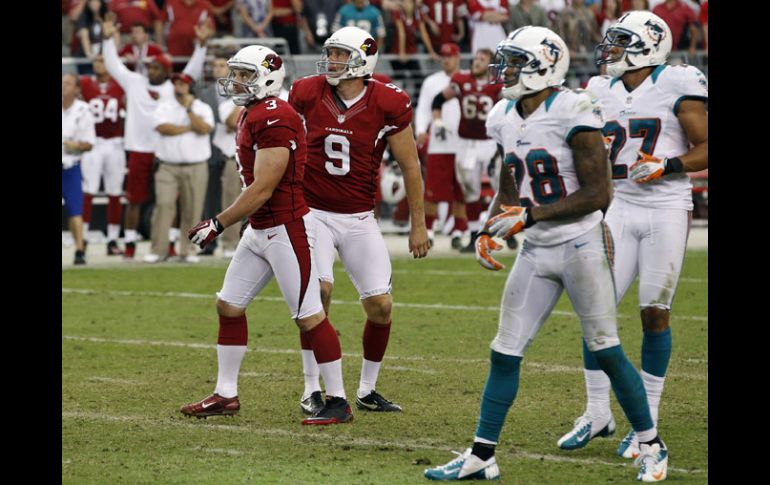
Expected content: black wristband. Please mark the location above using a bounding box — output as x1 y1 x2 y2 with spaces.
212 217 224 233
524 208 536 228
432 91 448 111
478 230 491 238
663 157 684 175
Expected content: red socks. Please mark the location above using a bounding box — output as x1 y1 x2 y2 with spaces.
305 318 341 364
363 319 392 362
218 315 248 345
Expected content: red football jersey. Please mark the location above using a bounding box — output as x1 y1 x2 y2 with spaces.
450 71 502 140
235 96 309 229
372 72 394 85
289 75 413 213
79 76 126 139
420 0 465 49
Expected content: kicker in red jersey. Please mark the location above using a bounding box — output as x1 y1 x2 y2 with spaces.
235 96 309 229
79 76 126 139
288 75 413 213
449 71 502 140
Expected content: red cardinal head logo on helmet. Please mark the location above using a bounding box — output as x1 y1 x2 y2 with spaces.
360 38 378 56
261 53 283 71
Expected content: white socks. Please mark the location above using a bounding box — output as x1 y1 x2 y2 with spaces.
584 369 612 421
214 344 247 398
357 359 382 398
641 370 665 425
107 224 120 242
318 360 345 399
301 349 321 399
125 229 138 243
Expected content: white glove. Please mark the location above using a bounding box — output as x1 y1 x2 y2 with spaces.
488 205 531 240
432 118 447 141
188 217 224 248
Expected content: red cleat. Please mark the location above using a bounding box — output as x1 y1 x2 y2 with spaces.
180 393 240 418
123 242 136 259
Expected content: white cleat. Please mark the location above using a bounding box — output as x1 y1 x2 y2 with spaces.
618 429 641 459
635 442 668 482
424 448 500 481
557 414 616 450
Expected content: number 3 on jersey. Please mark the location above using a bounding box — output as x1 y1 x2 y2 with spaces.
324 134 351 175
504 149 565 206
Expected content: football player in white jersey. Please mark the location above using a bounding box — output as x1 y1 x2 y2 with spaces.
557 10 708 463
424 27 668 483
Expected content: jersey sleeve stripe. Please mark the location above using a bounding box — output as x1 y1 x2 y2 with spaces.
673 95 708 115
566 125 601 145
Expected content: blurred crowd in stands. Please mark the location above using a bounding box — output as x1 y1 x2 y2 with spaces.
62 0 708 60
61 0 708 266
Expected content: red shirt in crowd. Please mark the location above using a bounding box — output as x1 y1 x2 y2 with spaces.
390 8 425 54
421 0 466 50
652 0 696 49
109 0 164 34
272 0 298 26
164 0 213 56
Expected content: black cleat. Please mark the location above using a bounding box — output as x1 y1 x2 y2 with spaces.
506 237 518 250
451 236 463 250
302 396 353 425
355 390 402 412
299 390 324 416
106 240 123 256
74 250 86 265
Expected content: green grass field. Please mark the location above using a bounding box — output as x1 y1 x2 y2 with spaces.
62 251 707 484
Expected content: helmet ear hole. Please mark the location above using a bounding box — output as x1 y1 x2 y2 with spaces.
265 80 274 86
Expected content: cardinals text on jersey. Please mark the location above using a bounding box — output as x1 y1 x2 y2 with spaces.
289 75 413 213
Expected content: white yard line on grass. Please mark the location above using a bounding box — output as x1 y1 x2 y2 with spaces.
61 411 706 475
86 376 141 385
62 335 706 380
390 268 707 284
62 287 709 322
191 446 244 456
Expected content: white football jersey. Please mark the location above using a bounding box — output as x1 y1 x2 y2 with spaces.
486 88 605 246
586 64 708 210
102 38 207 153
414 70 461 154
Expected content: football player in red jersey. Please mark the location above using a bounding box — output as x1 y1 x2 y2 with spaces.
182 46 353 425
289 26 430 415
432 48 503 252
79 54 127 255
